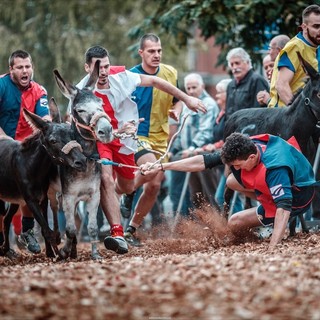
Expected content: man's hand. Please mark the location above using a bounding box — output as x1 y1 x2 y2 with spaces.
268 208 290 251
140 162 162 176
115 118 144 137
185 96 207 114
256 90 270 106
169 108 180 121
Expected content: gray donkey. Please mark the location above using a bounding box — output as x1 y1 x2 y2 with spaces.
53 61 114 260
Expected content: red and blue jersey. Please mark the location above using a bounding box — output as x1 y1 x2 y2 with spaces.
0 74 48 140
232 134 317 218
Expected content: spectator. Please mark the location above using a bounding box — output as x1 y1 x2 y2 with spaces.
268 5 320 108
0 49 50 254
257 35 290 106
169 73 219 214
267 4 320 219
256 54 274 106
197 78 243 213
225 47 269 119
268 34 290 61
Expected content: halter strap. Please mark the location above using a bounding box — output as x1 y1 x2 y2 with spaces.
70 113 110 141
302 91 320 121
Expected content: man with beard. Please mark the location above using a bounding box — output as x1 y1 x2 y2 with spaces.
225 47 269 119
268 4 320 108
0 50 50 254
268 4 320 220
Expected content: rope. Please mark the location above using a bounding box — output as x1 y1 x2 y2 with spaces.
148 112 191 169
97 113 191 171
97 159 140 169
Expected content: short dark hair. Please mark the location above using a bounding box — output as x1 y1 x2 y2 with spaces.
221 133 257 164
139 33 160 50
9 50 32 67
302 5 320 23
85 45 110 64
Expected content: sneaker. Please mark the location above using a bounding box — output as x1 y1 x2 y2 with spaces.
104 236 128 254
124 231 143 247
17 229 41 254
120 193 134 219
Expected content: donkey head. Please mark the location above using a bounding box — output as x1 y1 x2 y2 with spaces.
297 51 320 119
23 108 87 171
53 61 114 143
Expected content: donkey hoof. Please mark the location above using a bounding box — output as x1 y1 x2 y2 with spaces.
55 232 62 246
59 248 69 259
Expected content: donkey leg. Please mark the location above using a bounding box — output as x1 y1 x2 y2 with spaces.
70 234 78 259
26 200 61 258
289 217 297 236
86 194 102 260
299 214 309 234
48 188 62 245
60 199 78 259
40 198 56 258
1 204 21 260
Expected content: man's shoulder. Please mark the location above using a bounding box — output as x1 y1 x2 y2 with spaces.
0 73 11 84
280 34 313 57
159 63 177 75
129 64 144 74
31 81 47 95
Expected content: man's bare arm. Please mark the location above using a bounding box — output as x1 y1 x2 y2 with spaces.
140 155 206 175
268 207 290 250
275 67 295 105
139 74 207 114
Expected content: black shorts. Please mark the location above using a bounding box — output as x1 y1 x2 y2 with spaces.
257 186 315 226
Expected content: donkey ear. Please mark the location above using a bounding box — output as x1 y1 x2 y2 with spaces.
85 60 100 90
49 97 62 124
23 108 49 133
53 69 78 100
297 51 317 79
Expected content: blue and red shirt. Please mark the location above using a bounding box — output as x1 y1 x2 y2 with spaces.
0 74 48 140
232 134 317 217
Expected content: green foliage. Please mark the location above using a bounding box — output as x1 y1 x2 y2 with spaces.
0 0 158 113
0 0 310 114
128 0 309 67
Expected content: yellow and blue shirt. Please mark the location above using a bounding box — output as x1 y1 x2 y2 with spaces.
268 32 320 108
130 63 178 143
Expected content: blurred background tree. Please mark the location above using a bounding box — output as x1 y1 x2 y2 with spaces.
0 0 310 113
128 0 308 66
0 0 186 113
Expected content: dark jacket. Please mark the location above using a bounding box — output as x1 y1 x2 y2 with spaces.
225 69 269 119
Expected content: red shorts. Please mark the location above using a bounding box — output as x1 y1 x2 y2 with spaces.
97 141 136 179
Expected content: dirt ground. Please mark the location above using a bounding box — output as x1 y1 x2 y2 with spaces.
1 209 320 320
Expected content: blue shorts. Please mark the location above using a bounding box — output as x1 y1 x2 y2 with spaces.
256 186 315 226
